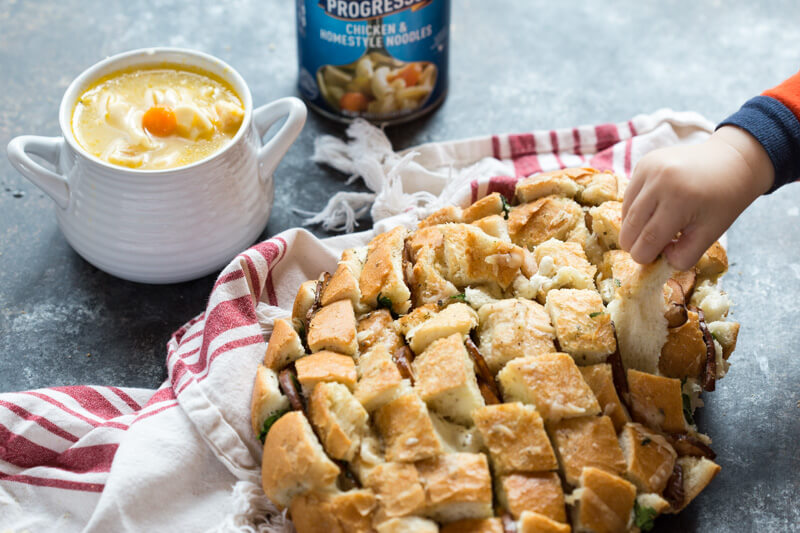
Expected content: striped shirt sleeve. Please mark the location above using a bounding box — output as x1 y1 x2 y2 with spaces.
718 70 800 193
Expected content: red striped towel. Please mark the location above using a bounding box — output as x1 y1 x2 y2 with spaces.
0 109 713 531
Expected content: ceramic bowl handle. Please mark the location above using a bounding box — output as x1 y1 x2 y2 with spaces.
252 97 307 183
7 135 70 209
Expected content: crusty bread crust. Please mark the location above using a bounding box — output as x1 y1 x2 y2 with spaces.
261 411 340 508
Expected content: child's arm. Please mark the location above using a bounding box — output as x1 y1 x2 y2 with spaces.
619 71 800 270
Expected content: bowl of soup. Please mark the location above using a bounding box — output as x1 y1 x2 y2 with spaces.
7 48 306 283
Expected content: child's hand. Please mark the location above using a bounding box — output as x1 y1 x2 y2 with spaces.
619 125 775 270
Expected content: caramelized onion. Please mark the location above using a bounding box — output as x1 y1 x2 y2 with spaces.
664 463 685 510
305 272 330 324
278 368 305 413
667 432 717 460
665 278 688 328
465 338 501 401
694 307 717 392
393 346 416 386
608 323 630 402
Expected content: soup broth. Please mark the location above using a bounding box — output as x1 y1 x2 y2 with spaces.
72 66 245 170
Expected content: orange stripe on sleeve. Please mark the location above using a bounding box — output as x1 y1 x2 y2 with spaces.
762 70 800 120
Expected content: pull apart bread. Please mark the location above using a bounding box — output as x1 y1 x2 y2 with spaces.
251 167 738 533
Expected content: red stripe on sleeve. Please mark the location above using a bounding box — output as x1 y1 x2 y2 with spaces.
762 70 800 120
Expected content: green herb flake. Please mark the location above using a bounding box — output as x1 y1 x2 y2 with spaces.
501 196 511 220
258 409 289 444
589 311 603 318
641 437 652 446
377 293 393 310
634 500 657 531
450 293 467 302
376 293 399 318
613 278 621 287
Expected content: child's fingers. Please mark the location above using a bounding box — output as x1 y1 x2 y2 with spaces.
628 201 685 265
663 224 718 272
619 186 658 252
621 170 645 221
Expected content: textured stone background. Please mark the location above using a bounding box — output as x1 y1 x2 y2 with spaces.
1 0 798 530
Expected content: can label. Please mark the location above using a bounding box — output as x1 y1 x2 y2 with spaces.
296 0 450 123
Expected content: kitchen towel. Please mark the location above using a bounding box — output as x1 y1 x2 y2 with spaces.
0 109 713 532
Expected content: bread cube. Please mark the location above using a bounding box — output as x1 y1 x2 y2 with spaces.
359 226 411 314
416 453 493 523
289 488 376 533
545 289 616 365
589 201 622 250
473 402 557 474
418 205 463 228
376 517 439 533
261 411 340 508
570 467 636 533
659 310 706 379
577 170 619 205
529 239 597 300
515 169 582 203
618 422 677 494
498 472 566 522
439 223 525 290
472 214 511 242
708 320 739 360
627 369 687 433
549 416 626 486
695 241 728 282
356 309 403 355
517 511 572 533
355 344 408 412
498 353 600 423
309 382 369 461
596 250 639 303
291 280 317 328
441 518 504 533
607 259 671 374
476 298 556 373
250 365 290 437
308 299 358 356
413 333 485 425
263 318 306 371
375 393 444 462
508 196 584 250
667 456 721 513
295 351 357 394
462 192 505 223
406 302 478 354
366 462 426 520
321 247 366 309
578 364 630 432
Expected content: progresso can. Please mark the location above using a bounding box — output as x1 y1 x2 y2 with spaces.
295 0 450 125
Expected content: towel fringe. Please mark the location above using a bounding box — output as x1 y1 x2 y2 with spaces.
210 480 294 533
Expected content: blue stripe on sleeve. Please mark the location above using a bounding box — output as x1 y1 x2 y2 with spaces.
718 95 800 193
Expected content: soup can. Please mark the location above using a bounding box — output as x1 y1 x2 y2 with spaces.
295 0 450 125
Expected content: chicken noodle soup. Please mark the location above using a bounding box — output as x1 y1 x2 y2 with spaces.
296 0 450 124
72 67 245 169
318 52 436 115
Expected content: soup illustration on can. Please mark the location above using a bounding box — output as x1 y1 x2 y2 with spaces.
296 0 450 124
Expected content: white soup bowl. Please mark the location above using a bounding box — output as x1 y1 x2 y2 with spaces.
7 47 306 283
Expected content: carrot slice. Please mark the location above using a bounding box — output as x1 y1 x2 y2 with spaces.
142 106 177 137
388 63 422 87
339 92 369 112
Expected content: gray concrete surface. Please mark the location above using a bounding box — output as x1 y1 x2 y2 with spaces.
1 0 798 531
